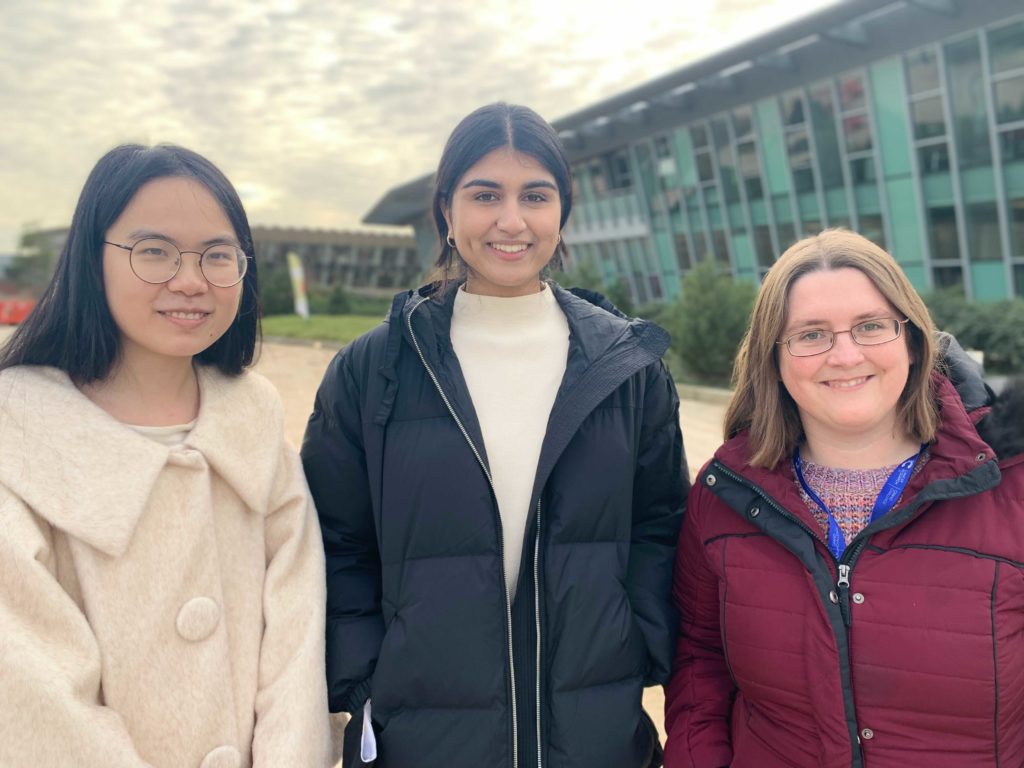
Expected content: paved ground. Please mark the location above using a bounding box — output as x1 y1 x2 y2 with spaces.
0 325 728 755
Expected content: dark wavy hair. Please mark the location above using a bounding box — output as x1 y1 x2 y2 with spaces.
431 102 573 285
0 144 260 382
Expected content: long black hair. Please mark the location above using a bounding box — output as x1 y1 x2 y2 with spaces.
0 144 260 382
431 102 573 284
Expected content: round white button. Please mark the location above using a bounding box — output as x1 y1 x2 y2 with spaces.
853 593 865 604
176 596 220 642
200 746 242 768
861 727 874 740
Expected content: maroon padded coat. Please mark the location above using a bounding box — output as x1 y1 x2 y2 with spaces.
665 374 1024 768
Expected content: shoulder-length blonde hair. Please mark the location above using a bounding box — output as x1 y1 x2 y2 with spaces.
725 229 939 468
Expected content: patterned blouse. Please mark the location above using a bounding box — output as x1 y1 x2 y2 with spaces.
796 449 929 546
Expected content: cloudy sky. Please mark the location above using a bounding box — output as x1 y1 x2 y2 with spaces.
0 0 836 252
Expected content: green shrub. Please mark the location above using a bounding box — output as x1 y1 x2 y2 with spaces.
551 260 634 316
666 261 756 385
924 287 1024 373
259 268 295 316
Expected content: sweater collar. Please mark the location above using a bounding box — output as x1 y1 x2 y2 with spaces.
0 365 279 556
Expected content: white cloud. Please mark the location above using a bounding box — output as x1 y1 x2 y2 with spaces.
0 0 836 251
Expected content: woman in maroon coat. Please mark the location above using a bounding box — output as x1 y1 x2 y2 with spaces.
664 229 1024 768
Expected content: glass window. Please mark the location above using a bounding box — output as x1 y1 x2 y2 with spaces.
946 36 993 169
696 151 714 182
691 125 709 149
911 96 946 140
793 168 816 195
965 202 1001 261
843 115 873 153
675 234 693 270
777 222 797 251
711 230 730 265
692 231 708 260
732 106 754 139
809 84 844 189
994 75 1024 125
754 225 774 267
712 118 740 205
860 214 886 249
849 156 877 184
1010 198 1024 255
801 219 822 238
781 91 805 125
787 130 811 168
1001 127 1024 162
906 48 941 94
933 265 964 291
737 141 763 199
988 20 1024 76
648 274 664 301
1014 264 1024 297
918 144 951 174
608 151 633 190
838 73 866 112
654 136 672 159
927 206 960 261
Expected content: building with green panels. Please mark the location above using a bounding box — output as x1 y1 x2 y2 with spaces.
365 0 1024 303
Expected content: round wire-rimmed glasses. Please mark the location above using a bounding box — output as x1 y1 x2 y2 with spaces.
104 238 249 288
777 317 910 357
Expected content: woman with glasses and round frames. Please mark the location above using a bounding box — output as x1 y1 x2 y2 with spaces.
302 103 686 768
0 144 330 767
664 229 1024 767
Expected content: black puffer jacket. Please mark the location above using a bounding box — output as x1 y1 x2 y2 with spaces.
302 282 687 768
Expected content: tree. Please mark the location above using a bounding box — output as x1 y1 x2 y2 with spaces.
666 261 757 385
5 226 58 294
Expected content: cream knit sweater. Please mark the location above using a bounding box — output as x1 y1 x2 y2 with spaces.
451 284 570 598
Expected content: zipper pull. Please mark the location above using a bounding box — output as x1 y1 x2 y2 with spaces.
837 564 851 589
836 564 852 627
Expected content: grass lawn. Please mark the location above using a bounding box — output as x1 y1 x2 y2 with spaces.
262 314 383 345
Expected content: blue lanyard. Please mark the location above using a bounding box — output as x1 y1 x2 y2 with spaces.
793 445 924 560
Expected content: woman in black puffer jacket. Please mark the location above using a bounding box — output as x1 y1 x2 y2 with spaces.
302 103 687 768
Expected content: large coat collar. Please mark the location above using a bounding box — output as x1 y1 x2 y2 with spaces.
0 365 281 557
397 280 669 367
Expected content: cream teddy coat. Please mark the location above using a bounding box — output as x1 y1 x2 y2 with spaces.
0 365 330 768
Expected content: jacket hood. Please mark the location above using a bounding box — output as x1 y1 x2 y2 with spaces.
370 280 669 427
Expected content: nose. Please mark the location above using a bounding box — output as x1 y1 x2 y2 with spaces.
495 199 526 234
825 329 865 366
166 252 209 295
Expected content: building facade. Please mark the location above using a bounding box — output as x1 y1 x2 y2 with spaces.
365 0 1024 303
14 226 420 296
252 226 420 294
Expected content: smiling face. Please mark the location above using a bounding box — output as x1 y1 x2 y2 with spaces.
102 176 243 370
778 267 913 450
444 147 562 297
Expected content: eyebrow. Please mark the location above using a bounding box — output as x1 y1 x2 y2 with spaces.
460 179 559 192
125 229 240 247
785 310 894 330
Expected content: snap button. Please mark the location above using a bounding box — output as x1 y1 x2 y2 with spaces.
705 474 717 487
861 727 874 740
828 591 838 604
976 452 986 462
176 596 220 642
853 593 865 604
200 746 242 768
749 506 760 518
